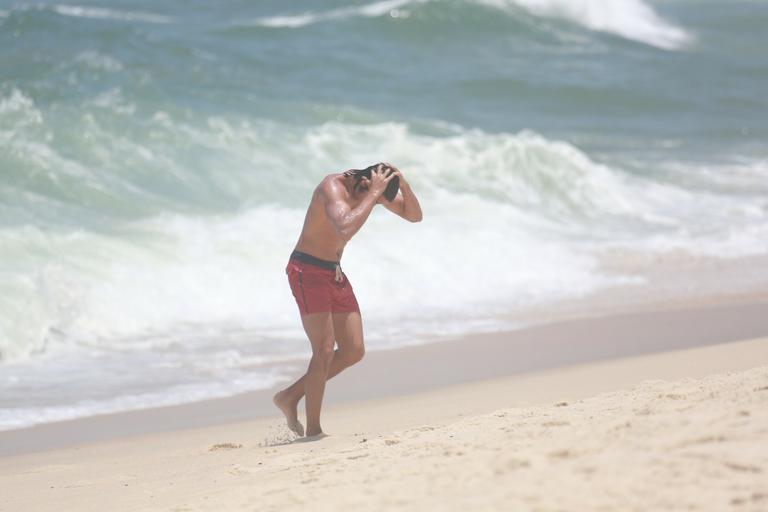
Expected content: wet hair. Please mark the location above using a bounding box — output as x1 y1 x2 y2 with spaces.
344 163 400 201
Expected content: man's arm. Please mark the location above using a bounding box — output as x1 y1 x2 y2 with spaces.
324 166 398 240
378 166 423 223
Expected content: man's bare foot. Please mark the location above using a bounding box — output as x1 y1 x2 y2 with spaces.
305 427 324 437
273 390 304 437
295 432 328 443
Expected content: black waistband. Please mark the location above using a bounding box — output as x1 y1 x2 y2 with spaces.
290 250 339 270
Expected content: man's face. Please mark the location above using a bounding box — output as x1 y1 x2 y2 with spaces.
353 177 370 196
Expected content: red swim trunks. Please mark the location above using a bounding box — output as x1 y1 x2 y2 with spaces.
286 251 360 316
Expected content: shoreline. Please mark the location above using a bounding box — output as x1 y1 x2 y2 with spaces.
2 298 767 458
1 337 767 511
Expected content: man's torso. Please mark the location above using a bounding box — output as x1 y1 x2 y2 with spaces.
293 174 361 262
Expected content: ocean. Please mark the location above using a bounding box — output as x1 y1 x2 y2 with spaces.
1 0 767 430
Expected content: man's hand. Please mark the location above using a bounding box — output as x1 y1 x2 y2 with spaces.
368 163 398 197
382 162 405 184
376 162 422 222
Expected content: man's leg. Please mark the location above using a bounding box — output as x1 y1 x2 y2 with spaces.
273 312 365 434
273 312 334 437
302 312 336 436
331 311 365 367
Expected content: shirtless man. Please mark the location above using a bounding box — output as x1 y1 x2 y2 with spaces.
273 162 423 438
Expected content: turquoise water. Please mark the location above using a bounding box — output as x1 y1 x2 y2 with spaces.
1 0 767 429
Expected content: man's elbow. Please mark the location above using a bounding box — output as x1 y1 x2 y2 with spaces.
408 213 423 223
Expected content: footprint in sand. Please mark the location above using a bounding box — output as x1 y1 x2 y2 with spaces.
209 443 243 451
227 465 249 476
732 492 767 506
542 420 570 427
493 458 530 475
259 425 302 446
549 449 574 459
723 461 762 473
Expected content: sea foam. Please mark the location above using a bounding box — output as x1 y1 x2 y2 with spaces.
251 0 418 28
3 120 766 365
478 0 693 50
51 4 171 24
249 0 692 50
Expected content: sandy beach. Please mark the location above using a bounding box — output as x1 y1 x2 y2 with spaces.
2 302 767 511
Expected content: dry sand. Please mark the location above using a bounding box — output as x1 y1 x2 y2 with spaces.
260 364 768 512
1 336 767 512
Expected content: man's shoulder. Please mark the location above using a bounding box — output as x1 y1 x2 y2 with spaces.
317 174 344 197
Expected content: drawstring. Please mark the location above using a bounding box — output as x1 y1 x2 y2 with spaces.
334 264 343 283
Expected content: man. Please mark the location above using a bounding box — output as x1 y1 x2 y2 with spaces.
273 162 423 439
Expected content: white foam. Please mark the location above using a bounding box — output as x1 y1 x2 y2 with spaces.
88 88 136 114
4 120 768 364
0 89 41 119
0 89 44 151
476 0 693 50
0 372 285 431
52 4 171 24
75 50 124 72
251 0 420 28
253 0 693 49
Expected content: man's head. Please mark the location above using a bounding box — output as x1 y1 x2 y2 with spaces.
344 163 400 201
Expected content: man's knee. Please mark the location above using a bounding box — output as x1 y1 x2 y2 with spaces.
341 345 365 366
310 344 335 370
